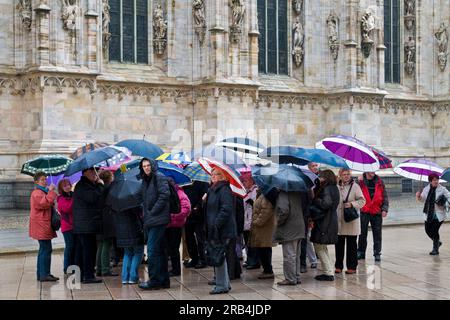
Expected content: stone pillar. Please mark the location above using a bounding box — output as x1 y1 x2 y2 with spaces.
84 9 99 71
209 0 226 80
34 2 51 67
344 0 358 89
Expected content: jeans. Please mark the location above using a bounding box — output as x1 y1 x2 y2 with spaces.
281 239 302 283
166 227 182 275
62 231 76 274
185 220 206 264
335 235 358 270
425 220 443 241
122 245 144 282
214 241 231 292
146 226 169 286
77 233 97 281
37 240 52 280
358 213 383 256
96 238 112 275
313 244 334 276
257 247 273 274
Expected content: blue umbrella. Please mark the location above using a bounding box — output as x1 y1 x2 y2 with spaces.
296 148 349 168
157 161 192 186
106 167 143 212
442 168 450 182
260 146 310 166
115 139 164 159
251 163 313 192
190 144 246 169
216 137 266 154
65 146 126 176
184 162 211 183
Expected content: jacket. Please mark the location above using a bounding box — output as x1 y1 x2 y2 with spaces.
358 174 389 215
184 181 209 224
419 184 450 222
243 185 258 231
249 194 277 248
72 176 105 234
99 183 116 239
273 191 306 243
57 194 73 233
29 188 57 240
167 188 191 228
112 207 144 248
310 185 340 245
337 180 366 236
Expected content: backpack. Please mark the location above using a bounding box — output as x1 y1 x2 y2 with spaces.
169 182 181 214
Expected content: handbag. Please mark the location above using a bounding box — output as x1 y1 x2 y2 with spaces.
343 182 359 223
51 207 61 231
435 194 448 207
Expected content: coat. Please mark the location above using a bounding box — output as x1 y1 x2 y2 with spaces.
57 194 73 233
419 184 450 222
243 185 258 231
235 196 245 235
249 195 277 248
99 184 116 239
205 181 237 241
72 176 105 234
310 185 340 245
273 191 306 243
141 159 170 229
112 207 144 248
358 174 389 215
337 180 366 236
184 181 209 224
29 188 57 240
167 188 191 228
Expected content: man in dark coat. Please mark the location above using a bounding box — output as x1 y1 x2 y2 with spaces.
138 158 171 290
73 167 105 283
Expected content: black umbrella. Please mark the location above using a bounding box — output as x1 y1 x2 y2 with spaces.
106 167 144 212
251 163 314 192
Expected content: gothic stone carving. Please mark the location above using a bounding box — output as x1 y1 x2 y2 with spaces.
404 0 415 30
435 23 448 71
17 0 32 30
292 0 303 15
153 3 167 55
361 8 375 58
102 0 111 56
229 0 245 44
292 17 304 67
327 12 339 60
61 0 78 34
193 0 206 45
404 36 416 75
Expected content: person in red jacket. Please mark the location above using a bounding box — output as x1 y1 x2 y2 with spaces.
165 178 191 276
57 178 75 275
29 171 59 282
357 172 389 262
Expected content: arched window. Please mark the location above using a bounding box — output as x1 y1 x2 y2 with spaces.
384 0 400 83
109 0 148 64
257 0 288 75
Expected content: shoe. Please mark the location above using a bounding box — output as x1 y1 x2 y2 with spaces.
357 252 365 260
277 279 297 286
310 263 317 269
246 265 261 270
194 262 207 269
210 288 229 295
102 272 119 277
39 276 58 282
138 281 170 290
242 263 248 268
430 239 440 255
82 278 103 284
374 255 381 262
169 271 181 277
49 275 60 281
128 280 139 284
345 269 357 274
184 260 197 268
96 272 102 277
315 274 335 281
300 265 307 273
257 272 275 279
335 268 342 274
208 280 216 286
122 280 129 285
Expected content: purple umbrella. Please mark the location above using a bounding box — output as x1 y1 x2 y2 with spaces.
316 135 380 172
394 158 444 182
46 172 82 187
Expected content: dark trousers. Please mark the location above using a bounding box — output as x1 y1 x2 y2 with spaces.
37 240 52 280
425 220 443 241
335 235 358 270
358 213 383 256
225 237 242 280
166 227 182 275
243 230 260 267
76 233 97 281
257 247 273 274
146 226 170 286
62 231 76 273
185 220 206 264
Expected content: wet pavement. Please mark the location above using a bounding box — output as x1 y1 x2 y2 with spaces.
1 224 449 300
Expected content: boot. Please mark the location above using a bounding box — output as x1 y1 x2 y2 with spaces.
429 239 440 255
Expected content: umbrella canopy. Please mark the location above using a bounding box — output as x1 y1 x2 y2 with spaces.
106 167 143 212
316 135 380 172
70 142 110 160
295 148 349 168
46 172 82 187
157 161 192 186
156 152 192 165
197 157 246 198
115 139 164 159
190 144 246 169
371 147 393 169
216 137 265 154
21 155 73 177
98 146 132 171
260 146 310 166
394 158 444 182
183 162 211 183
441 168 450 182
251 163 314 192
65 146 128 176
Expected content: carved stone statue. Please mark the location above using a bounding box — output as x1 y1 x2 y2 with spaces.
102 0 111 55
404 36 416 75
361 9 375 57
435 23 448 71
17 0 32 30
61 0 78 32
292 17 304 67
229 0 246 43
153 3 167 55
193 0 206 45
404 0 415 30
293 0 303 15
327 12 339 60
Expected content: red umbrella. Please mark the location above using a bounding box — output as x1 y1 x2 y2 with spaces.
198 157 246 198
371 147 393 169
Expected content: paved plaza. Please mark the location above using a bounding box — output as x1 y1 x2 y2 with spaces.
1 224 449 300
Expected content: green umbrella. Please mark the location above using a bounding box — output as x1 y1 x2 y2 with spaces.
21 155 73 178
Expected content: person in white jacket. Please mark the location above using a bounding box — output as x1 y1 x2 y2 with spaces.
416 173 450 255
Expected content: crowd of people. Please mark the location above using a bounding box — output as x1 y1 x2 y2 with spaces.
28 160 449 294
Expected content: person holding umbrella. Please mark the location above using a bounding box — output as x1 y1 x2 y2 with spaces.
416 173 450 255
29 171 59 282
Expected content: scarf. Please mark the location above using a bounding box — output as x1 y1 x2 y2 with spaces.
423 186 437 222
35 185 49 194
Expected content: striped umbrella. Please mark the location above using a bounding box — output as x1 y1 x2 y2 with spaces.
184 162 211 183
70 142 110 160
98 146 132 171
394 158 444 182
190 144 246 169
260 146 310 166
371 147 392 169
156 152 192 165
216 137 266 154
316 135 380 172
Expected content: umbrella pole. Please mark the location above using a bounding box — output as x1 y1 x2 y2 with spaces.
47 159 54 186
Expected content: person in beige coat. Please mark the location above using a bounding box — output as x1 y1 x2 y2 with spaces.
335 169 366 274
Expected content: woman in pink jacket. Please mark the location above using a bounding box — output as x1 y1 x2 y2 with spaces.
57 178 75 274
166 179 191 276
29 172 59 282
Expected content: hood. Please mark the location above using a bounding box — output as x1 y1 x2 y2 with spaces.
139 158 159 177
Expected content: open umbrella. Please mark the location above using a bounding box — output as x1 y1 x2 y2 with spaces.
197 157 246 198
371 147 392 169
316 135 380 172
21 155 73 177
295 148 349 168
70 142 110 160
106 167 143 212
216 137 265 154
46 172 82 187
441 168 450 182
156 152 192 166
183 162 211 183
98 146 132 171
190 144 246 169
394 158 444 182
251 163 314 192
115 139 164 159
260 146 310 166
65 146 129 176
157 161 192 186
